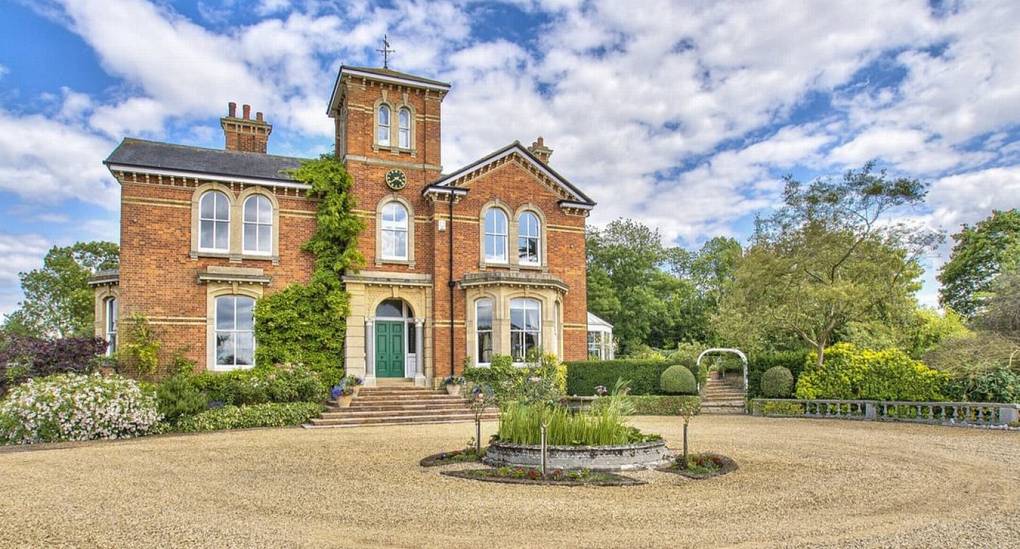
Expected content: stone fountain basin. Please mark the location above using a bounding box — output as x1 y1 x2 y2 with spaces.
483 439 670 471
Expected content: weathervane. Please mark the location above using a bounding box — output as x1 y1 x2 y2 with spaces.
377 35 395 69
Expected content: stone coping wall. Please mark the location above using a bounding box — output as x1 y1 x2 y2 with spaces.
751 398 1019 428
483 439 671 471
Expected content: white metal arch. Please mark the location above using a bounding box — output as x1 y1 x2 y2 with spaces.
696 348 748 391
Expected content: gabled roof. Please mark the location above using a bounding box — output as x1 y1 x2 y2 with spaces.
423 141 596 207
104 138 308 185
327 65 452 115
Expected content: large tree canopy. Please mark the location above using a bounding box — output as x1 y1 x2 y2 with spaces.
3 241 119 338
938 209 1020 318
716 163 940 365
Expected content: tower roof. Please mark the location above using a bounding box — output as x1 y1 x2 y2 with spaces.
327 65 451 115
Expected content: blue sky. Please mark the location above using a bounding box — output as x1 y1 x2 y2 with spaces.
2 0 1020 316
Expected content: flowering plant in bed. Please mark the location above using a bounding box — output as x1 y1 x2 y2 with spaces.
0 373 161 445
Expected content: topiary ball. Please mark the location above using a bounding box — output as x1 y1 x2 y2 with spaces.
660 365 698 395
761 366 794 398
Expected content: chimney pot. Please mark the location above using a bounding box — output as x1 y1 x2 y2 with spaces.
528 136 553 164
221 104 272 154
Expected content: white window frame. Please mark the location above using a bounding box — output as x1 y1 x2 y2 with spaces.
105 297 117 356
398 107 411 149
517 211 541 266
510 298 541 363
484 208 509 263
214 295 256 370
377 104 391 146
198 191 230 252
380 202 409 260
242 195 273 255
476 298 494 366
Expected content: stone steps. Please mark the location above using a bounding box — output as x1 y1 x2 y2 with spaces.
307 388 485 428
701 375 747 414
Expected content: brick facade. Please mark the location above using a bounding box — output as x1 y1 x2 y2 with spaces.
95 65 592 384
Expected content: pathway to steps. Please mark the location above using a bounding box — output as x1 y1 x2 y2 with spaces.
700 371 747 415
304 383 499 428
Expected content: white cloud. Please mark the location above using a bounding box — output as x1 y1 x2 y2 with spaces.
0 110 118 209
0 64 8 79
927 167 1020 232
0 232 51 315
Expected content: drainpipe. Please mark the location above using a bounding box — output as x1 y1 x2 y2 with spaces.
448 195 456 378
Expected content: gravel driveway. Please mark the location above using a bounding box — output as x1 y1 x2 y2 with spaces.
0 415 1017 548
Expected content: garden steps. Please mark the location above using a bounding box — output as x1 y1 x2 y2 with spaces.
305 387 492 428
700 374 747 415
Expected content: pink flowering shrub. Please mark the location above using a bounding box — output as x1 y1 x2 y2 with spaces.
0 373 161 445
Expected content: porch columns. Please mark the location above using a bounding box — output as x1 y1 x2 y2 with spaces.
365 317 376 387
414 318 426 387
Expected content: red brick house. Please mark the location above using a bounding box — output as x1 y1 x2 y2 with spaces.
91 65 597 386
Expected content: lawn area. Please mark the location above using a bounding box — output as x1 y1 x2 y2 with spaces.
1 416 1018 547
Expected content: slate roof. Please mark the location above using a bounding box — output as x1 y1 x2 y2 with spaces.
342 66 451 88
104 138 308 183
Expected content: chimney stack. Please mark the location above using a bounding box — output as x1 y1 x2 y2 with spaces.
221 102 272 154
528 137 553 163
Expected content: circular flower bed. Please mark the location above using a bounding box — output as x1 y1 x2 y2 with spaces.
420 447 485 467
483 439 671 471
442 467 644 486
658 452 738 479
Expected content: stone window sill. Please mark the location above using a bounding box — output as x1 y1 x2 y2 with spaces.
373 144 417 155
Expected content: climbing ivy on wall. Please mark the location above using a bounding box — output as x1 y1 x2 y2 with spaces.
254 155 364 387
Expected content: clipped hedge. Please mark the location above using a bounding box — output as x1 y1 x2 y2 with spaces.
760 366 794 398
629 395 701 415
747 351 809 399
566 357 702 396
174 402 324 433
796 343 949 401
660 365 697 395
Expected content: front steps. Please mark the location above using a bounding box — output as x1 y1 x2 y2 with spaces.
304 386 498 428
700 373 747 415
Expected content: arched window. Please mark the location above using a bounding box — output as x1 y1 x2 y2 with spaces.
484 208 508 263
476 299 493 365
510 298 541 361
199 191 230 251
215 295 255 370
518 211 541 266
243 195 272 255
380 202 408 260
398 108 411 148
105 297 117 356
377 104 391 146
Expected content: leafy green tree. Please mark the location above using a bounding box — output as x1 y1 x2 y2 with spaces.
939 209 1020 317
586 220 669 353
3 241 119 338
716 163 940 366
973 270 1020 342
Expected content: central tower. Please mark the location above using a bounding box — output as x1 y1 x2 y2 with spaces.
326 65 451 386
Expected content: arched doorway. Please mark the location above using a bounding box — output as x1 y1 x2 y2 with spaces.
373 299 419 379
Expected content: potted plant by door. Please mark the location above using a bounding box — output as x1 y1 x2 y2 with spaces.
346 375 364 397
444 376 466 396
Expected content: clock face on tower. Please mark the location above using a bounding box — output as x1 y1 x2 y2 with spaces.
385 169 407 190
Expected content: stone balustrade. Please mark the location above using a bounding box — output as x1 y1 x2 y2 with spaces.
751 398 1020 428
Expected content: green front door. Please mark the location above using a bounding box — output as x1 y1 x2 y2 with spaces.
375 321 405 378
